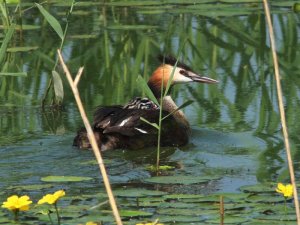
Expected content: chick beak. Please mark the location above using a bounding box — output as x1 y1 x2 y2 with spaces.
187 71 218 84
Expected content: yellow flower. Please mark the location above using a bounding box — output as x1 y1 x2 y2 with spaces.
86 222 98 225
136 223 164 225
1 195 32 211
38 190 65 205
85 222 97 225
276 183 293 198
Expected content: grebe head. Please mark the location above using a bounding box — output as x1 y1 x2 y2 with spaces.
148 55 218 97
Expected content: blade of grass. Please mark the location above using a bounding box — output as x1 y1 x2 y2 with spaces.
162 100 194 121
140 117 159 130
0 72 27 76
35 3 63 40
136 75 159 106
0 24 15 65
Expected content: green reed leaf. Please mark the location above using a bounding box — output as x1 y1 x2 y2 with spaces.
0 24 15 65
136 75 159 106
52 70 64 102
164 57 178 98
162 100 194 121
140 117 159 130
0 72 27 77
7 46 38 52
35 3 64 40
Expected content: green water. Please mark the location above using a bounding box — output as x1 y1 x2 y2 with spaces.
1 0 300 224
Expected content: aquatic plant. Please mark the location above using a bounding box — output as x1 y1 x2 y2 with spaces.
1 195 32 221
57 50 122 225
136 223 163 225
85 222 99 225
38 190 65 225
276 183 293 198
137 53 193 171
263 0 299 221
35 1 76 107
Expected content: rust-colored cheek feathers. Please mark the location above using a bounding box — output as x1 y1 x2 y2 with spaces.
148 65 173 90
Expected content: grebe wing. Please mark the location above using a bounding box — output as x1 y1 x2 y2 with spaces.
93 105 123 128
93 108 164 136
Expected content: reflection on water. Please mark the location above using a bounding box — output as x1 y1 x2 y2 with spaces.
1 1 300 200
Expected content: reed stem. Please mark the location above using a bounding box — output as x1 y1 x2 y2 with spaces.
57 50 123 225
262 1 300 224
220 195 224 225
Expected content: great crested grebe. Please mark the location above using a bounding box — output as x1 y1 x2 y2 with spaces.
73 55 218 150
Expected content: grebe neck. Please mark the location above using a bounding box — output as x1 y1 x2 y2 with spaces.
160 95 190 130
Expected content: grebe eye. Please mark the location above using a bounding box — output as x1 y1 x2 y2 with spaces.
179 70 187 75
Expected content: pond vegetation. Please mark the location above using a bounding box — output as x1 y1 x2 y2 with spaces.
1 0 300 224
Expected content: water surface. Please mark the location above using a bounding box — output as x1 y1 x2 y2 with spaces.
1 0 300 223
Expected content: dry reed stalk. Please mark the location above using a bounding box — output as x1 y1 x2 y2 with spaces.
57 49 123 225
262 0 300 223
220 195 224 225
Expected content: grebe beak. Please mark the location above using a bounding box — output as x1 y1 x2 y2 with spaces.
186 71 218 84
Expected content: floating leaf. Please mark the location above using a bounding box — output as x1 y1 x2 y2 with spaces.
52 70 64 102
157 207 203 216
41 176 92 182
164 194 204 200
144 175 220 185
246 195 284 203
206 215 249 224
159 215 203 223
6 184 53 191
120 210 153 217
6 46 38 52
146 165 175 172
35 3 64 40
240 183 275 193
160 202 201 209
113 188 166 198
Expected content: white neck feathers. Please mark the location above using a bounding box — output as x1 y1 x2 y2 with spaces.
161 96 190 130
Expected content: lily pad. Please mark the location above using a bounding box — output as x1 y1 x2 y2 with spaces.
157 207 203 216
144 175 220 185
41 176 93 182
160 202 201 209
206 215 249 224
102 210 152 218
160 215 203 223
240 183 275 193
6 184 54 191
164 194 204 199
113 188 167 198
146 165 175 172
246 195 284 203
